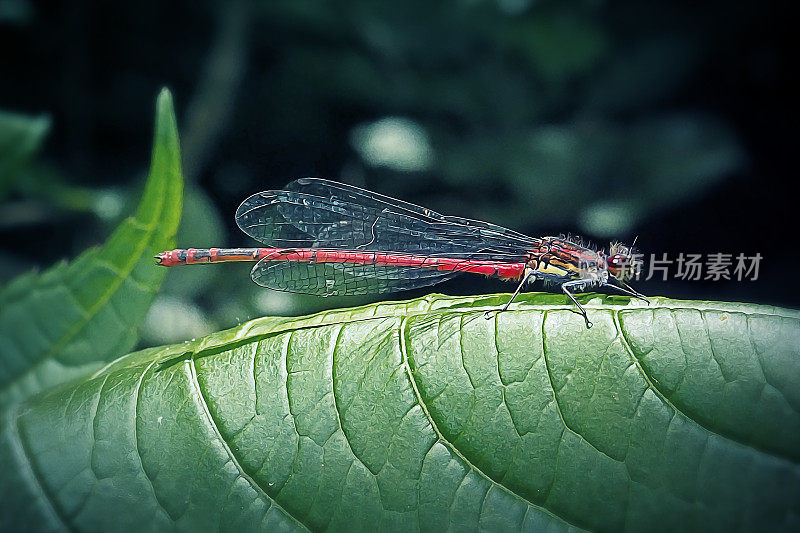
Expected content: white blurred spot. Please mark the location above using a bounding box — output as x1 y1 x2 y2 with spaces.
92 189 125 220
350 117 433 172
253 291 296 316
580 202 635 237
142 296 213 345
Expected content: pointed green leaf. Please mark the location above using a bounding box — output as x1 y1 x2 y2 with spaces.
0 88 183 406
0 109 50 199
2 294 798 531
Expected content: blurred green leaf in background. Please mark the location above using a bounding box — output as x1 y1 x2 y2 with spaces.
0 89 183 406
0 109 49 202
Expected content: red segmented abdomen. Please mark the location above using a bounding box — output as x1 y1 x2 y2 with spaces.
156 248 261 266
156 247 526 279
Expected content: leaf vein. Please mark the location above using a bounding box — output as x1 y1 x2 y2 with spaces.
540 312 619 464
330 325 377 476
614 311 797 464
186 357 312 532
7 402 71 532
133 359 173 522
399 315 584 532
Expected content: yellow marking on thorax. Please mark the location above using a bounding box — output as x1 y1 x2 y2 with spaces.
534 262 572 276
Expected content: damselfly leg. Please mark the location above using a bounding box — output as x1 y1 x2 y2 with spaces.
484 270 535 320
561 280 593 328
603 278 650 303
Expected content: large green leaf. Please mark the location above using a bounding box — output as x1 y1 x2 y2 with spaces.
0 89 183 406
2 293 798 532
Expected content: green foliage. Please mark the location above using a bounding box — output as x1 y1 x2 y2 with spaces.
2 293 797 532
0 89 183 406
0 109 50 200
249 1 744 237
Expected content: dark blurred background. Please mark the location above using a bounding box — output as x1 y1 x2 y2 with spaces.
1 0 797 345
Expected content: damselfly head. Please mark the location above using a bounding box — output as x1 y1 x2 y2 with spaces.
605 241 641 281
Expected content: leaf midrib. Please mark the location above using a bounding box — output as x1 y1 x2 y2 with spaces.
0 208 165 398
140 300 798 382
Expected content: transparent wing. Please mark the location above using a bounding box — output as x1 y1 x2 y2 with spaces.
250 257 461 296
235 177 537 258
285 178 537 244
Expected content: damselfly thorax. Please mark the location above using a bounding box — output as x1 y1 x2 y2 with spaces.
156 178 647 327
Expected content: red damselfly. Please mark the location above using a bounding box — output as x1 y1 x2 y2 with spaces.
156 178 647 327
